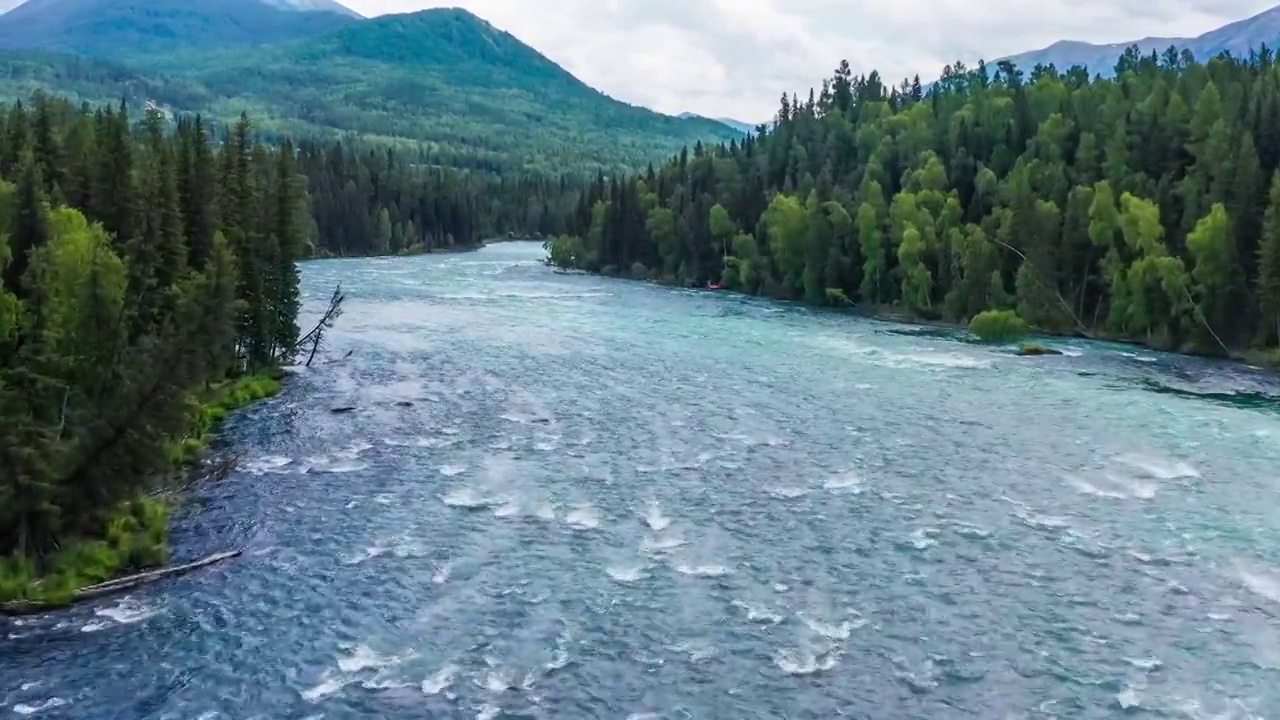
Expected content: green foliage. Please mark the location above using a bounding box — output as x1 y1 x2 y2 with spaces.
0 95 311 593
0 498 168 605
170 371 283 465
549 48 1280 356
0 8 741 174
969 309 1030 343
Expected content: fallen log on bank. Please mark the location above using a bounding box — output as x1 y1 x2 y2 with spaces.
0 549 243 617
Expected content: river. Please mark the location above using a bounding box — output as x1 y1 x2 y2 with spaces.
4 241 1280 719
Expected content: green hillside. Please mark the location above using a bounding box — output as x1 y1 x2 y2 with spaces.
0 0 357 57
0 4 742 172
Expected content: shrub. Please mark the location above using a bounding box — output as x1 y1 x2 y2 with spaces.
969 309 1029 342
630 261 649 279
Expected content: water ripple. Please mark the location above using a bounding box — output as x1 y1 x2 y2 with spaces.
5 243 1280 719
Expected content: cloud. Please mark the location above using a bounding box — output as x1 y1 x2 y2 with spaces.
342 0 1278 120
5 0 1273 120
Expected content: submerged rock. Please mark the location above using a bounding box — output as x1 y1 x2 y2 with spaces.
1016 343 1063 357
330 406 357 414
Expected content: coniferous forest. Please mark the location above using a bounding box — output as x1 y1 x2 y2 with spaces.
16 42 1280 602
0 93 574 602
548 48 1280 357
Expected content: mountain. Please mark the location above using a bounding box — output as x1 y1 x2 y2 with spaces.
0 0 357 57
0 6 740 172
261 0 361 17
677 112 757 135
999 4 1280 75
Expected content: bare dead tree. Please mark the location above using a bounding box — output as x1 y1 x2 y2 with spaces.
292 284 346 367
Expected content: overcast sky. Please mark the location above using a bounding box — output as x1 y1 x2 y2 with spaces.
338 0 1277 120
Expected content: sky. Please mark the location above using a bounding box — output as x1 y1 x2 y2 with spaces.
0 0 1276 119
338 0 1280 120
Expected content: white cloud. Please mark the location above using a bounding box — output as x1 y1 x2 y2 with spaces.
340 0 1278 121
2 0 1273 120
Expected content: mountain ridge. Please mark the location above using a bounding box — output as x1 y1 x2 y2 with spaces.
677 112 757 135
0 3 741 172
0 0 359 56
998 4 1280 74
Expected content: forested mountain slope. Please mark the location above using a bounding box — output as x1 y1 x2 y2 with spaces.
0 0 357 57
0 3 741 172
550 51 1280 358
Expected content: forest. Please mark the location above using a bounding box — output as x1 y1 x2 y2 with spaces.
0 92 569 603
547 47 1280 357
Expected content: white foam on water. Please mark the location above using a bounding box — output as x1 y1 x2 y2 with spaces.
432 562 452 584
19 682 40 692
480 669 513 693
767 486 810 500
1237 563 1280 604
732 599 784 624
82 600 159 632
1114 452 1200 480
565 504 601 530
438 464 468 477
675 563 731 578
385 436 456 449
441 487 502 510
243 455 293 474
1116 684 1144 710
342 545 391 566
1123 657 1163 671
1014 509 1071 531
640 533 688 554
310 459 369 474
643 503 672 532
908 527 940 550
12 699 68 715
1119 352 1158 364
421 664 458 696
301 673 348 702
668 641 716 663
534 502 557 521
362 672 412 690
952 523 992 539
334 441 373 459
338 645 399 674
476 703 501 720
627 714 661 720
606 564 648 583
773 647 841 676
493 501 521 518
1067 476 1129 500
823 471 864 492
799 613 865 640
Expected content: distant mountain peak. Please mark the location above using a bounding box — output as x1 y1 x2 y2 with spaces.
678 112 757 135
997 3 1280 75
261 0 361 17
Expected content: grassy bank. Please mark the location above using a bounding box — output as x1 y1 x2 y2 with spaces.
0 371 284 608
165 372 284 467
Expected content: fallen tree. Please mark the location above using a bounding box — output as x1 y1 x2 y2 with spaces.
1 549 243 617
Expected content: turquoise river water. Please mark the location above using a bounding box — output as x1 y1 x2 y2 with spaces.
3 241 1280 719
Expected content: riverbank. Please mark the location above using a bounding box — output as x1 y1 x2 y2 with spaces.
571 264 1276 368
0 372 284 612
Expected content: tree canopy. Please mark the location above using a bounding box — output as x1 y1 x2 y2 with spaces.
548 48 1280 355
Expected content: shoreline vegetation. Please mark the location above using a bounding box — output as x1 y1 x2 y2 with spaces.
0 371 283 612
0 94 360 615
543 49 1280 370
